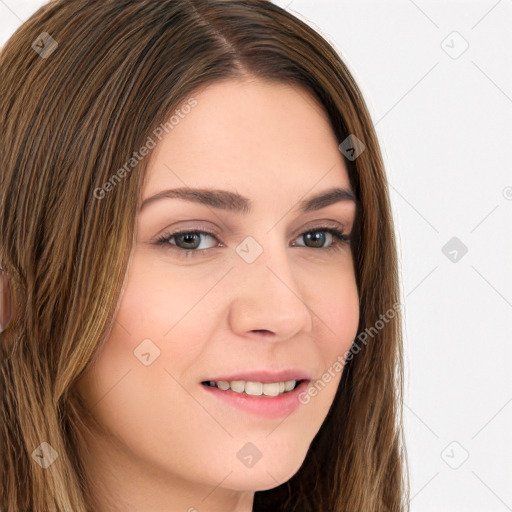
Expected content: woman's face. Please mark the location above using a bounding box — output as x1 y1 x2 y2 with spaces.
77 78 359 510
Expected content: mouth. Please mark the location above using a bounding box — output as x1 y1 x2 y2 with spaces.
199 369 314 418
200 377 311 419
201 379 305 397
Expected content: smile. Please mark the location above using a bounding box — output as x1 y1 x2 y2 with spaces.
202 379 301 397
200 379 311 419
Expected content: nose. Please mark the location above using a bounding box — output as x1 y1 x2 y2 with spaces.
227 239 314 341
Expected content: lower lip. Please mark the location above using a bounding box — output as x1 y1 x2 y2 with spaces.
201 380 310 419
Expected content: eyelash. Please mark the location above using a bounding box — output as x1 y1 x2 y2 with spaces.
154 226 350 259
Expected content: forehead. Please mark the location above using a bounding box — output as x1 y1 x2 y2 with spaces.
143 78 351 201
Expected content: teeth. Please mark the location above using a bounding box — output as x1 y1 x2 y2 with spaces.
262 382 280 396
207 379 298 396
230 380 245 393
284 380 296 391
245 381 263 396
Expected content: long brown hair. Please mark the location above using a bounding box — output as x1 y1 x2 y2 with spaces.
0 1 409 510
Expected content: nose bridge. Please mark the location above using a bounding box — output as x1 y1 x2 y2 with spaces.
227 231 313 338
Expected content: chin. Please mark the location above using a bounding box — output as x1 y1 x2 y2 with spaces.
221 451 307 492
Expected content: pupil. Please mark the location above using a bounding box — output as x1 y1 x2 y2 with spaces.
179 233 200 249
306 232 325 248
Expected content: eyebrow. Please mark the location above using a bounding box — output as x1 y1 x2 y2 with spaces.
140 186 356 214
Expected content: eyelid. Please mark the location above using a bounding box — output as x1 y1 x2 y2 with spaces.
156 226 222 244
152 219 349 244
295 218 346 233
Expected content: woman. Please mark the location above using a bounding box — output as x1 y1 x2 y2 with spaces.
0 1 408 510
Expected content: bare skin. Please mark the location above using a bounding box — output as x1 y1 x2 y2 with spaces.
76 77 359 512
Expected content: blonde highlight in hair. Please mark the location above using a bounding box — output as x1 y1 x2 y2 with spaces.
0 1 409 510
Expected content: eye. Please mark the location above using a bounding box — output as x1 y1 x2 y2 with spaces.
155 230 220 255
292 228 350 252
154 226 350 258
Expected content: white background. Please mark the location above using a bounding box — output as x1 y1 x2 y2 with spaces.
1 1 511 510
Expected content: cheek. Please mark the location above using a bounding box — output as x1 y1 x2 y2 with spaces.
310 261 360 351
116 257 204 338
74 252 214 431
307 267 359 399
74 271 223 481
321 281 359 353
113 253 220 365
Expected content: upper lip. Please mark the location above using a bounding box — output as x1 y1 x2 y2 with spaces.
202 369 313 383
